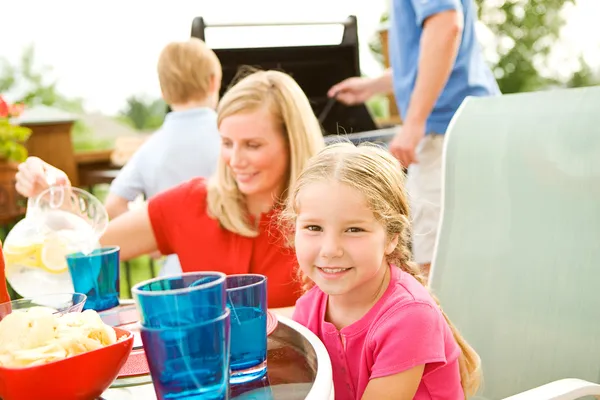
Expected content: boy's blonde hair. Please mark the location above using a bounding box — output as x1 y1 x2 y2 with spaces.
157 38 221 105
281 142 482 398
207 70 325 237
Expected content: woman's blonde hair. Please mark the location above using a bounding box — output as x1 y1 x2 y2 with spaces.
207 70 325 237
281 142 482 398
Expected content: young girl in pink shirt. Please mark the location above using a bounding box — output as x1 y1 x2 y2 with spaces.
281 143 481 400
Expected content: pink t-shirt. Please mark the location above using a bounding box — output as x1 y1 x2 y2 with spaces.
293 266 464 400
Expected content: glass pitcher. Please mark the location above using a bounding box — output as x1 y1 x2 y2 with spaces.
3 184 108 298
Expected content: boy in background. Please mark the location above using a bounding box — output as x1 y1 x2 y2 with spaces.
108 38 222 275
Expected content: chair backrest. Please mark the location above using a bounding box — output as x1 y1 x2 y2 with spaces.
429 87 600 399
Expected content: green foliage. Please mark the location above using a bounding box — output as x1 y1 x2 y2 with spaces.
566 56 600 88
2 45 86 113
0 118 31 162
370 0 599 94
0 45 103 151
71 135 113 152
475 0 578 93
366 95 390 119
368 12 390 66
119 95 166 131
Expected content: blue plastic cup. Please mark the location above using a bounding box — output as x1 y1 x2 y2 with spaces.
66 246 120 312
132 272 226 328
141 308 231 400
226 274 268 384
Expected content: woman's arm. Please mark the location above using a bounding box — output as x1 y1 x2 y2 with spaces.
361 365 425 400
99 205 159 261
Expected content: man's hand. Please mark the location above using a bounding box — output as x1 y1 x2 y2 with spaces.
328 76 377 105
328 70 394 105
389 122 426 168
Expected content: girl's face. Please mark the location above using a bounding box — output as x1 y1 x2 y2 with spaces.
219 108 289 206
294 181 397 301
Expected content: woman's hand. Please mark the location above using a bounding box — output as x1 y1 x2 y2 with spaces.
15 157 71 198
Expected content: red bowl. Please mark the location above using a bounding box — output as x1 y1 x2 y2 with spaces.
0 327 133 400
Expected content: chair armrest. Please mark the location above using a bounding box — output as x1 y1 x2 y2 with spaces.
502 378 600 400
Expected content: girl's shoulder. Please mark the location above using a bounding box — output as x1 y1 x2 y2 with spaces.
295 285 326 310
368 269 444 335
292 286 327 326
390 267 440 309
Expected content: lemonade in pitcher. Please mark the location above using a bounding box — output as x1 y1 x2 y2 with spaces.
3 186 108 298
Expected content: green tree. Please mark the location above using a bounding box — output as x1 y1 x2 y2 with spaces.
0 45 111 151
0 45 85 113
368 12 390 67
475 0 576 93
370 1 598 94
566 56 600 88
118 95 166 131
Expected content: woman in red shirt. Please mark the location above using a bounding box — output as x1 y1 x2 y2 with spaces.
0 241 11 304
14 70 325 307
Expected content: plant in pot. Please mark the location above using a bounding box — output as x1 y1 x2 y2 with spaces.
367 10 401 124
0 96 30 163
0 95 31 224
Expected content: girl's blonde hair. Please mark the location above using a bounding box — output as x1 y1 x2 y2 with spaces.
207 70 325 237
281 142 481 398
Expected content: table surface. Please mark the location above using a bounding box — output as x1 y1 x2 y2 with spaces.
100 303 326 400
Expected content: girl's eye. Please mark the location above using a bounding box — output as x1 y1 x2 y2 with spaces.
347 227 364 233
247 143 261 149
305 225 321 232
221 141 232 148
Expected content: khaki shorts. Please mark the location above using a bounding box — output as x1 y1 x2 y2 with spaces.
405 133 445 265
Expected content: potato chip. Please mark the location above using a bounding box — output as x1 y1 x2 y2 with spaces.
0 307 119 368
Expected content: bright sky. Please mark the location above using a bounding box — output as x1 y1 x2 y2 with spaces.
1 0 598 115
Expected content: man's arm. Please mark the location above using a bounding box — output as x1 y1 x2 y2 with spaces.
403 9 463 127
370 68 395 96
106 146 146 219
104 193 131 220
327 69 394 105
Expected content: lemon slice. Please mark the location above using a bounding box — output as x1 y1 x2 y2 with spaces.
4 243 42 268
40 237 70 274
4 243 39 256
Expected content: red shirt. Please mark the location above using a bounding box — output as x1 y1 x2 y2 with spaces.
148 178 301 308
0 241 11 304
